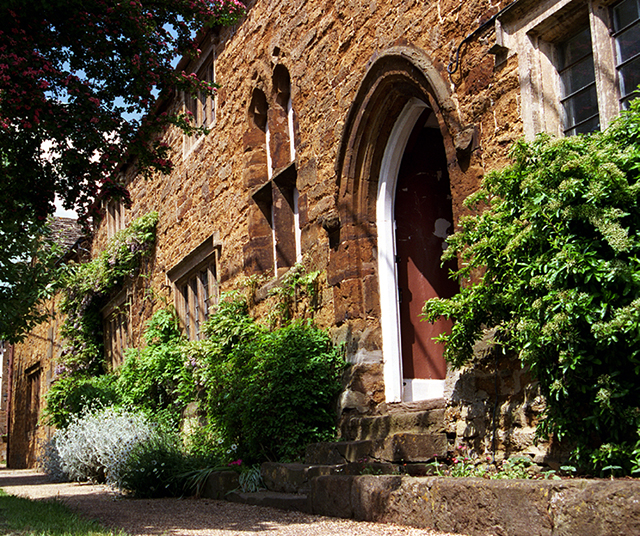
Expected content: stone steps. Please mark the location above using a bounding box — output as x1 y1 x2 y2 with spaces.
207 403 450 515
303 401 449 466
261 461 400 494
339 398 447 442
226 490 311 513
305 432 447 464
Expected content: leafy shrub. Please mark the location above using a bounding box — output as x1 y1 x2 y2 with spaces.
44 294 344 486
187 296 346 462
38 436 67 483
43 374 120 429
115 429 195 498
41 403 225 498
116 308 185 426
423 98 640 473
44 406 156 485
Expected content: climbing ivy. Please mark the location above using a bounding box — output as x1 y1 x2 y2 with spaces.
57 212 158 377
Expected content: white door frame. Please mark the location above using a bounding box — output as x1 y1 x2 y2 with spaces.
377 97 445 403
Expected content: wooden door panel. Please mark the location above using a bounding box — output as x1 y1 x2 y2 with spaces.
395 118 458 380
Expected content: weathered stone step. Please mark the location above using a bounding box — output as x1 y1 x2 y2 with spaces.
201 470 240 500
340 400 447 442
261 461 400 494
306 432 447 464
308 475 640 536
305 441 375 465
262 462 344 493
226 490 310 513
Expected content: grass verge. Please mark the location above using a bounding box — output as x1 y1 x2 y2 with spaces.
0 489 127 535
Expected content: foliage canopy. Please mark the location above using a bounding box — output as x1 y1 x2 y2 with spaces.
0 219 63 342
0 0 244 339
423 98 640 472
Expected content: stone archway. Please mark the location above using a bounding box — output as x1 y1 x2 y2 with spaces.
332 47 474 403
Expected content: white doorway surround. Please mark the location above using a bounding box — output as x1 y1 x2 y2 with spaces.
376 97 446 403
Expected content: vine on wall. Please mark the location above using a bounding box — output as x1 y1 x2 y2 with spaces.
57 211 159 377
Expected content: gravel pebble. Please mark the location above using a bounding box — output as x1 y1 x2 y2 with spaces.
0 469 468 536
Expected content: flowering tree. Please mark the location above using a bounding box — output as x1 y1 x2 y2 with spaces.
0 0 244 341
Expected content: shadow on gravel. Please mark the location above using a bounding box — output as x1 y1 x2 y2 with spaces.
0 469 56 489
0 469 321 535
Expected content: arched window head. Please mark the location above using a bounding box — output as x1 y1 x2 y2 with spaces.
272 65 291 110
249 88 268 131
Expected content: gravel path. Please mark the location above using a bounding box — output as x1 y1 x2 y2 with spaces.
0 469 467 536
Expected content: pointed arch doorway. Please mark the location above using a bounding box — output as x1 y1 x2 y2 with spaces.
377 98 458 403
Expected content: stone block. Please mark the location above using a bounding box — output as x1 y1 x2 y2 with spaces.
307 475 640 536
297 157 317 189
341 407 446 442
201 470 240 500
379 433 448 463
306 464 346 479
261 462 308 493
309 475 353 518
333 278 364 323
227 491 311 513
550 480 640 536
351 475 403 522
242 127 266 152
305 442 346 465
338 389 368 413
336 440 375 463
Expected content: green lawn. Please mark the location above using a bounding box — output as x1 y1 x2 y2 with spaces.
0 490 127 536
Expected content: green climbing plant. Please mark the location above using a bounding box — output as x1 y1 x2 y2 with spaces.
423 98 640 474
56 212 158 377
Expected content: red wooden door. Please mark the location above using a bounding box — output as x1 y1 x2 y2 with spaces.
395 115 458 380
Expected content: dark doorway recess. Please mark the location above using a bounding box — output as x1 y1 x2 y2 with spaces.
395 110 458 380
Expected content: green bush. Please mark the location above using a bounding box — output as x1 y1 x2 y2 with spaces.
423 98 640 474
185 296 345 462
43 374 120 428
116 308 185 426
115 428 195 498
45 294 344 478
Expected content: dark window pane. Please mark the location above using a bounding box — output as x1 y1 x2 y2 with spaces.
559 27 592 69
620 55 640 104
567 116 600 137
182 284 190 333
563 84 599 134
616 23 640 63
559 26 599 135
200 270 210 322
561 55 596 95
191 278 200 336
614 0 639 31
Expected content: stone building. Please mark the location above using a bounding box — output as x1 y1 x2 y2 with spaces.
0 341 12 462
7 218 85 468
9 0 638 467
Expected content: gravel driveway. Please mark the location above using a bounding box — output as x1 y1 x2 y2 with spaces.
0 469 467 536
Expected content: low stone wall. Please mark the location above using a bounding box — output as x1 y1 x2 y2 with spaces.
309 475 640 536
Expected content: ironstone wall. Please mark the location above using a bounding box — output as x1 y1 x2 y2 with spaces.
11 0 553 467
